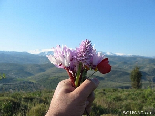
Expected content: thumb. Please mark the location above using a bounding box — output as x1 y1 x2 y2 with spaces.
73 78 99 98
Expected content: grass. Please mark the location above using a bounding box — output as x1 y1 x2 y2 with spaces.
1 88 155 116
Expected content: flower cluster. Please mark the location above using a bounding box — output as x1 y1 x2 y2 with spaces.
47 39 111 87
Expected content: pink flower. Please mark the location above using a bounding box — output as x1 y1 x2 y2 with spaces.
91 49 105 69
76 39 93 66
47 45 76 69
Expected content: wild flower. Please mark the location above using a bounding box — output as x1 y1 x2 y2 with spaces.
47 39 111 88
76 39 93 67
47 45 76 69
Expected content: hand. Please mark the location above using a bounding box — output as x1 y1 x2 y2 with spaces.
45 78 99 116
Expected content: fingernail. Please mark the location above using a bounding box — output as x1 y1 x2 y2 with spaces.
91 78 99 86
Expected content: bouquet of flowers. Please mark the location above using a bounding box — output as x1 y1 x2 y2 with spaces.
47 39 111 88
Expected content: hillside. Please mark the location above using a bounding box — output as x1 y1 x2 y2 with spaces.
0 51 49 64
0 51 155 92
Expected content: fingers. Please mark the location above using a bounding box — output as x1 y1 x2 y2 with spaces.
57 78 71 87
55 79 75 94
87 92 95 106
85 92 95 113
88 92 95 102
73 78 99 99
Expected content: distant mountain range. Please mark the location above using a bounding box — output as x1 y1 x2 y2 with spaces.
0 49 153 58
0 50 155 92
27 49 154 58
28 49 54 55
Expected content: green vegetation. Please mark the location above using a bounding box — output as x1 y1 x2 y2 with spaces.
0 52 155 91
0 73 5 80
130 66 142 89
0 90 53 116
0 89 155 116
0 51 49 64
94 88 155 115
0 51 155 115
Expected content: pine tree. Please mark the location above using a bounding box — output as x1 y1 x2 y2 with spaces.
130 66 142 89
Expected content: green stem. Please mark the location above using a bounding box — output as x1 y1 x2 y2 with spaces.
87 71 96 79
81 69 87 83
75 62 82 87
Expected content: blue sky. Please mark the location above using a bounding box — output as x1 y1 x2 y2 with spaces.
0 0 155 56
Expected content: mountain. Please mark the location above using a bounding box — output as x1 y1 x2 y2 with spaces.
0 51 49 64
28 49 54 56
28 49 154 58
28 49 129 56
0 51 155 91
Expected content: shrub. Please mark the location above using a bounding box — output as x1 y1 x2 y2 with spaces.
144 87 153 98
0 97 20 116
28 103 47 116
90 103 105 115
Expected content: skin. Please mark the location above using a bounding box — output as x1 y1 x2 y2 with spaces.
45 78 99 116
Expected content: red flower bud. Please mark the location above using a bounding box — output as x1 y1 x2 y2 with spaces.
97 58 111 74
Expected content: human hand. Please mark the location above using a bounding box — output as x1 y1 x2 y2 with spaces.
45 78 99 116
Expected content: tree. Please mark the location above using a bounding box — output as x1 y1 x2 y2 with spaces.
130 66 142 89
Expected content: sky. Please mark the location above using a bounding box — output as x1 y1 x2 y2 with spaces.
0 0 155 57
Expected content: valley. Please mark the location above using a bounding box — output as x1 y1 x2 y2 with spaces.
0 51 155 92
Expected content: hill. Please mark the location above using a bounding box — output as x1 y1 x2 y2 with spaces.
0 51 155 92
0 51 49 64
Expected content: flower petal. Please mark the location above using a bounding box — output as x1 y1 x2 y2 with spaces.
97 58 111 74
